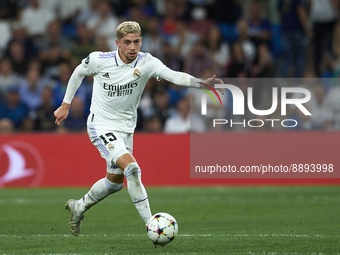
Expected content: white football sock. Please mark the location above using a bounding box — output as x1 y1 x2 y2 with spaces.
77 178 123 212
124 162 152 224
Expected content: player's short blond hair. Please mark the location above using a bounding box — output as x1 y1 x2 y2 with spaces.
116 21 141 39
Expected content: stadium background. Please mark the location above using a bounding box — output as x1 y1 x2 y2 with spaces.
0 0 339 187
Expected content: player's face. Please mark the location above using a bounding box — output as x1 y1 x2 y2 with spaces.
116 33 142 64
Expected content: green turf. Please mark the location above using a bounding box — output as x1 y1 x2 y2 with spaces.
0 187 339 254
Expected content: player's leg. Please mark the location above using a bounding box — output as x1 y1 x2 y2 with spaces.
66 161 124 236
114 152 153 225
80 124 126 210
65 124 125 236
76 162 124 211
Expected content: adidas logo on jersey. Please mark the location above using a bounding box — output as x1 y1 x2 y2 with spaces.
102 73 110 78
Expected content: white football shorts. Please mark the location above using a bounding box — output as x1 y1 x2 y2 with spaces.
87 113 133 175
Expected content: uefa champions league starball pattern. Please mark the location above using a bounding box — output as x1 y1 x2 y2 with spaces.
146 212 178 245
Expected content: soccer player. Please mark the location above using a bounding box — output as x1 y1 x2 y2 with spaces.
54 21 224 237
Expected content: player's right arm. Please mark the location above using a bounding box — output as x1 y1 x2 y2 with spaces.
54 52 99 125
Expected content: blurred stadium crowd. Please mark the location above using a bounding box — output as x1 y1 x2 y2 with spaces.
0 0 340 133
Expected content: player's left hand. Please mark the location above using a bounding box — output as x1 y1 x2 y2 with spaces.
202 75 225 95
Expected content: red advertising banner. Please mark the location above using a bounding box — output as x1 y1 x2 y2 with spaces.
0 132 339 188
0 133 105 187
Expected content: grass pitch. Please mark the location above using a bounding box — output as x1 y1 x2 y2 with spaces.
0 187 339 254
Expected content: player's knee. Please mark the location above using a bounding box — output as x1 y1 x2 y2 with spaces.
124 162 141 182
104 177 123 193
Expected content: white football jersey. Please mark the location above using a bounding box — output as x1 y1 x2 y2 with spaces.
79 49 194 133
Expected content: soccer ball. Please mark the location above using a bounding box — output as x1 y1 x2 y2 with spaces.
146 212 178 245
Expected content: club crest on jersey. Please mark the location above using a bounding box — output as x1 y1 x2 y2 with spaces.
133 69 141 79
